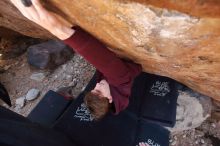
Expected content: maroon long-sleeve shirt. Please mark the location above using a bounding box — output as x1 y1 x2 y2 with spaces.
64 27 142 114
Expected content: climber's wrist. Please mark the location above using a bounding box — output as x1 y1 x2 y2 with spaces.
50 25 76 40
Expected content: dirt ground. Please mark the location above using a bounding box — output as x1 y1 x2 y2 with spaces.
0 40 220 146
0 52 95 116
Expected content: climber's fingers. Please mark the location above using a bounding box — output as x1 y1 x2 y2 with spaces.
10 0 40 21
32 0 49 18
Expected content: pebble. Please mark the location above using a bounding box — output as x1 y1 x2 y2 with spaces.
14 61 19 65
81 86 86 92
2 103 8 108
68 78 77 86
65 75 72 81
74 70 80 74
15 96 26 108
171 140 176 146
26 89 40 101
72 78 77 84
30 72 46 81
200 139 205 144
68 81 77 87
211 123 216 128
4 65 11 70
62 64 67 69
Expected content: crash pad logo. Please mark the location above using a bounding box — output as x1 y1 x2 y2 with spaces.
137 139 160 146
74 103 94 121
150 81 170 97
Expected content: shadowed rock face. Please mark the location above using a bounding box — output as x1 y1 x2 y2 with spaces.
0 0 53 38
0 0 220 100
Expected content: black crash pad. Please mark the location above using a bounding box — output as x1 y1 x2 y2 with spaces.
52 72 170 146
0 106 75 146
28 90 72 127
128 73 179 127
53 92 170 146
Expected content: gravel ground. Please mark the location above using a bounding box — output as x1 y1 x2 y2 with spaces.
0 53 95 116
169 119 220 146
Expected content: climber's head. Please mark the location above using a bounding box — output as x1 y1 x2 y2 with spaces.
84 79 112 120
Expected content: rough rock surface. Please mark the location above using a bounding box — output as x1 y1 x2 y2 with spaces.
0 34 41 60
1 0 220 100
168 88 212 133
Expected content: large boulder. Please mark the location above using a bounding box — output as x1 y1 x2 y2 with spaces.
168 88 212 133
0 0 220 100
27 40 74 69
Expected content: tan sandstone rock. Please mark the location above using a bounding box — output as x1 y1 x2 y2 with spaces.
0 0 220 100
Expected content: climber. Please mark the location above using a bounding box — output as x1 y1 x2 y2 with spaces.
11 0 142 120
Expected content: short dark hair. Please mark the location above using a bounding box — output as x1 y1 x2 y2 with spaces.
84 92 110 120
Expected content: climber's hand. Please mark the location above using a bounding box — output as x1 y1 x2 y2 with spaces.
10 0 75 40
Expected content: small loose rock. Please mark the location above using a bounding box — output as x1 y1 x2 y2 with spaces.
4 65 11 70
15 96 25 108
171 140 176 146
211 123 216 128
68 78 77 86
30 72 46 81
200 139 205 144
65 75 72 81
2 103 8 108
26 89 40 101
